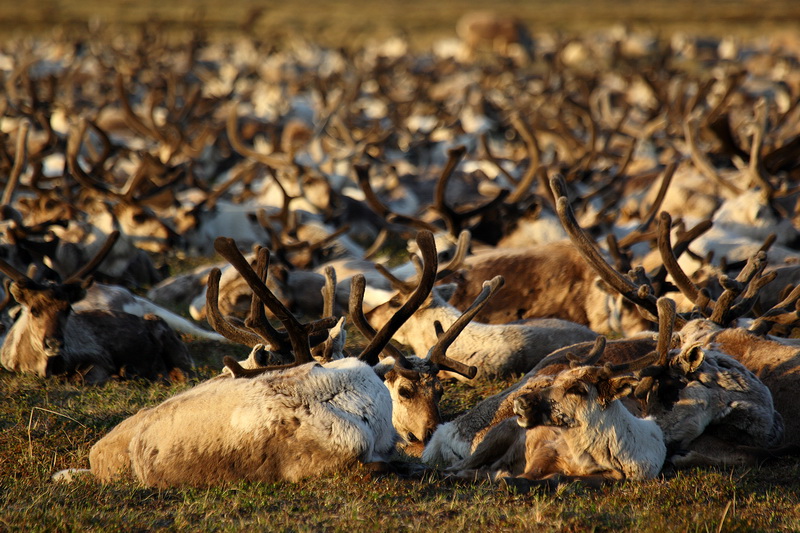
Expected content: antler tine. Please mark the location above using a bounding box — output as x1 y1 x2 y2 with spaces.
510 112 554 208
435 229 471 281
749 284 800 335
205 268 266 347
374 262 417 294
617 161 677 249
226 102 291 169
242 247 292 352
656 211 710 313
712 251 774 325
433 145 510 236
567 336 607 368
0 255 31 284
428 275 505 379
349 274 408 364
551 175 671 326
655 297 676 366
66 119 116 196
321 265 337 318
354 164 439 232
214 237 313 364
64 230 120 283
358 230 439 365
748 99 775 199
1 119 29 206
683 115 743 196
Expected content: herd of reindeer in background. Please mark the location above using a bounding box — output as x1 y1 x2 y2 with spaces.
2 12 800 490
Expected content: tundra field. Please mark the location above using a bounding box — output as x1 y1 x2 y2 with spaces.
4 1 800 531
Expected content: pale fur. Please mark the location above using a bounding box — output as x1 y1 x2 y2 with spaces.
75 283 227 342
451 365 666 482
368 284 598 380
88 358 397 487
681 319 800 444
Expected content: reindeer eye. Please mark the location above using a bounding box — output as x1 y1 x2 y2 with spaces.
132 213 149 223
29 307 40 318
398 387 414 399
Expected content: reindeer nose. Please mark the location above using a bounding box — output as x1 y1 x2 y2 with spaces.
45 337 63 354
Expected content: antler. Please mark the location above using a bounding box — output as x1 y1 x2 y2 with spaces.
374 229 471 295
634 297 677 398
427 276 506 379
226 102 291 169
1 119 29 207
748 284 800 336
63 231 121 283
348 273 409 363
433 146 510 236
354 164 439 232
357 230 438 365
657 211 776 326
550 175 672 326
567 336 608 368
213 237 336 366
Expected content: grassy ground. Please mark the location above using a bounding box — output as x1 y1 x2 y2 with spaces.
1 0 800 48
2 339 800 532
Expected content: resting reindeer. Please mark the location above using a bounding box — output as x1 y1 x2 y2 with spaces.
425 295 783 472
449 337 667 491
78 231 494 486
0 233 193 384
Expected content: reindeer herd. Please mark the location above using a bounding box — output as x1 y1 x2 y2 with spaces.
3 17 800 491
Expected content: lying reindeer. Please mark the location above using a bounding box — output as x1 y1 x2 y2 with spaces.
0 233 193 384
76 231 496 486
449 337 667 491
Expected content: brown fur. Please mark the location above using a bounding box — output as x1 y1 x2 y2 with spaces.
447 243 651 335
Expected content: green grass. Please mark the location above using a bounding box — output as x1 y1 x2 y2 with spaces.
2 346 800 532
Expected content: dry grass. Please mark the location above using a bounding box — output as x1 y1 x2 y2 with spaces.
2 0 800 49
1 341 800 532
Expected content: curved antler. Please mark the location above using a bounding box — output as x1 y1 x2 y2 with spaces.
64 231 120 283
348 273 409 363
550 175 672 326
427 275 506 379
433 146 509 236
214 237 314 364
358 230 438 365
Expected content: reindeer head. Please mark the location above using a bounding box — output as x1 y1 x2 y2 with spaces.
209 232 480 447
9 279 87 359
512 337 643 429
0 232 118 375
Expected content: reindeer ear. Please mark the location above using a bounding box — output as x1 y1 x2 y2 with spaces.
9 282 30 306
598 376 638 407
674 344 705 374
433 283 457 302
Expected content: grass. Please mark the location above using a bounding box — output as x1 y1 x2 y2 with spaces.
2 0 800 48
2 342 800 532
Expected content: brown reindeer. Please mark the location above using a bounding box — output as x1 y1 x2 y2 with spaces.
0 233 192 384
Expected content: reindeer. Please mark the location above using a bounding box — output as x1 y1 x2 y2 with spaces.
79 232 493 486
456 11 534 63
449 337 667 491
0 233 193 384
